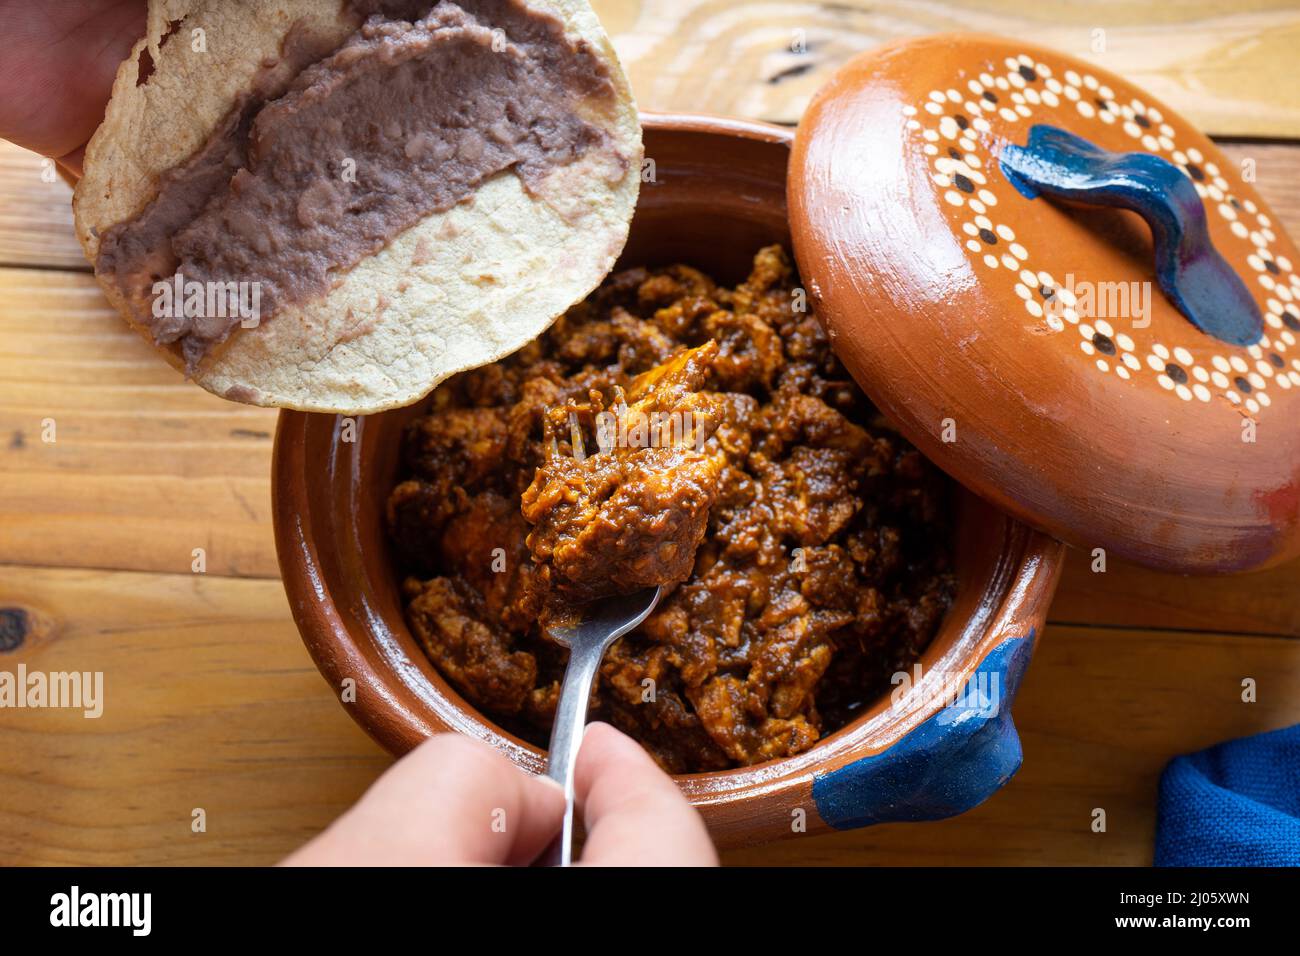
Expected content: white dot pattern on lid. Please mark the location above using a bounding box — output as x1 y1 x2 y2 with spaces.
915 53 1299 419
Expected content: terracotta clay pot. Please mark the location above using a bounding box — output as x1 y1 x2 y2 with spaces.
273 113 1065 847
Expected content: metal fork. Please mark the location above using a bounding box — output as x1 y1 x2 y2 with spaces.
537 585 663 867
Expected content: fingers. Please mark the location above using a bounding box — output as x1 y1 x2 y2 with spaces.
283 725 716 866
574 722 718 866
283 734 564 867
0 0 146 170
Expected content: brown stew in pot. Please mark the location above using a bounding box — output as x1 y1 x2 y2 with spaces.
387 246 955 772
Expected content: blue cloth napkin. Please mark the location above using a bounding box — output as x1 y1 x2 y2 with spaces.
1155 724 1300 866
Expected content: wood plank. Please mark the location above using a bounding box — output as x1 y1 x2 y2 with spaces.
4 562 1297 865
0 268 279 578
1052 547 1300 638
0 565 389 865
0 143 82 270
595 0 1300 137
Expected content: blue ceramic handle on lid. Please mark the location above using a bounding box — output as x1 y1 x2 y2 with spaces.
999 125 1262 347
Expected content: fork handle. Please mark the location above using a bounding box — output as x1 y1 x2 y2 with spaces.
537 641 606 867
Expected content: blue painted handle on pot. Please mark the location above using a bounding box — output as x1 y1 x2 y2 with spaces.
811 634 1032 829
999 125 1262 347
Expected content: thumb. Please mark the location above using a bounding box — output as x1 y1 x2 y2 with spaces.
574 722 717 866
0 0 146 173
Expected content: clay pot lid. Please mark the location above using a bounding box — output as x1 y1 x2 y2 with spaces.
788 33 1300 574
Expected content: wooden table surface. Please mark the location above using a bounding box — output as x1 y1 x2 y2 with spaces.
3 0 1300 866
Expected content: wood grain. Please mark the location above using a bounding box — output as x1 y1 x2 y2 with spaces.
0 264 280 578
0 147 82 271
1054 547 1300 639
593 0 1300 137
0 566 386 865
